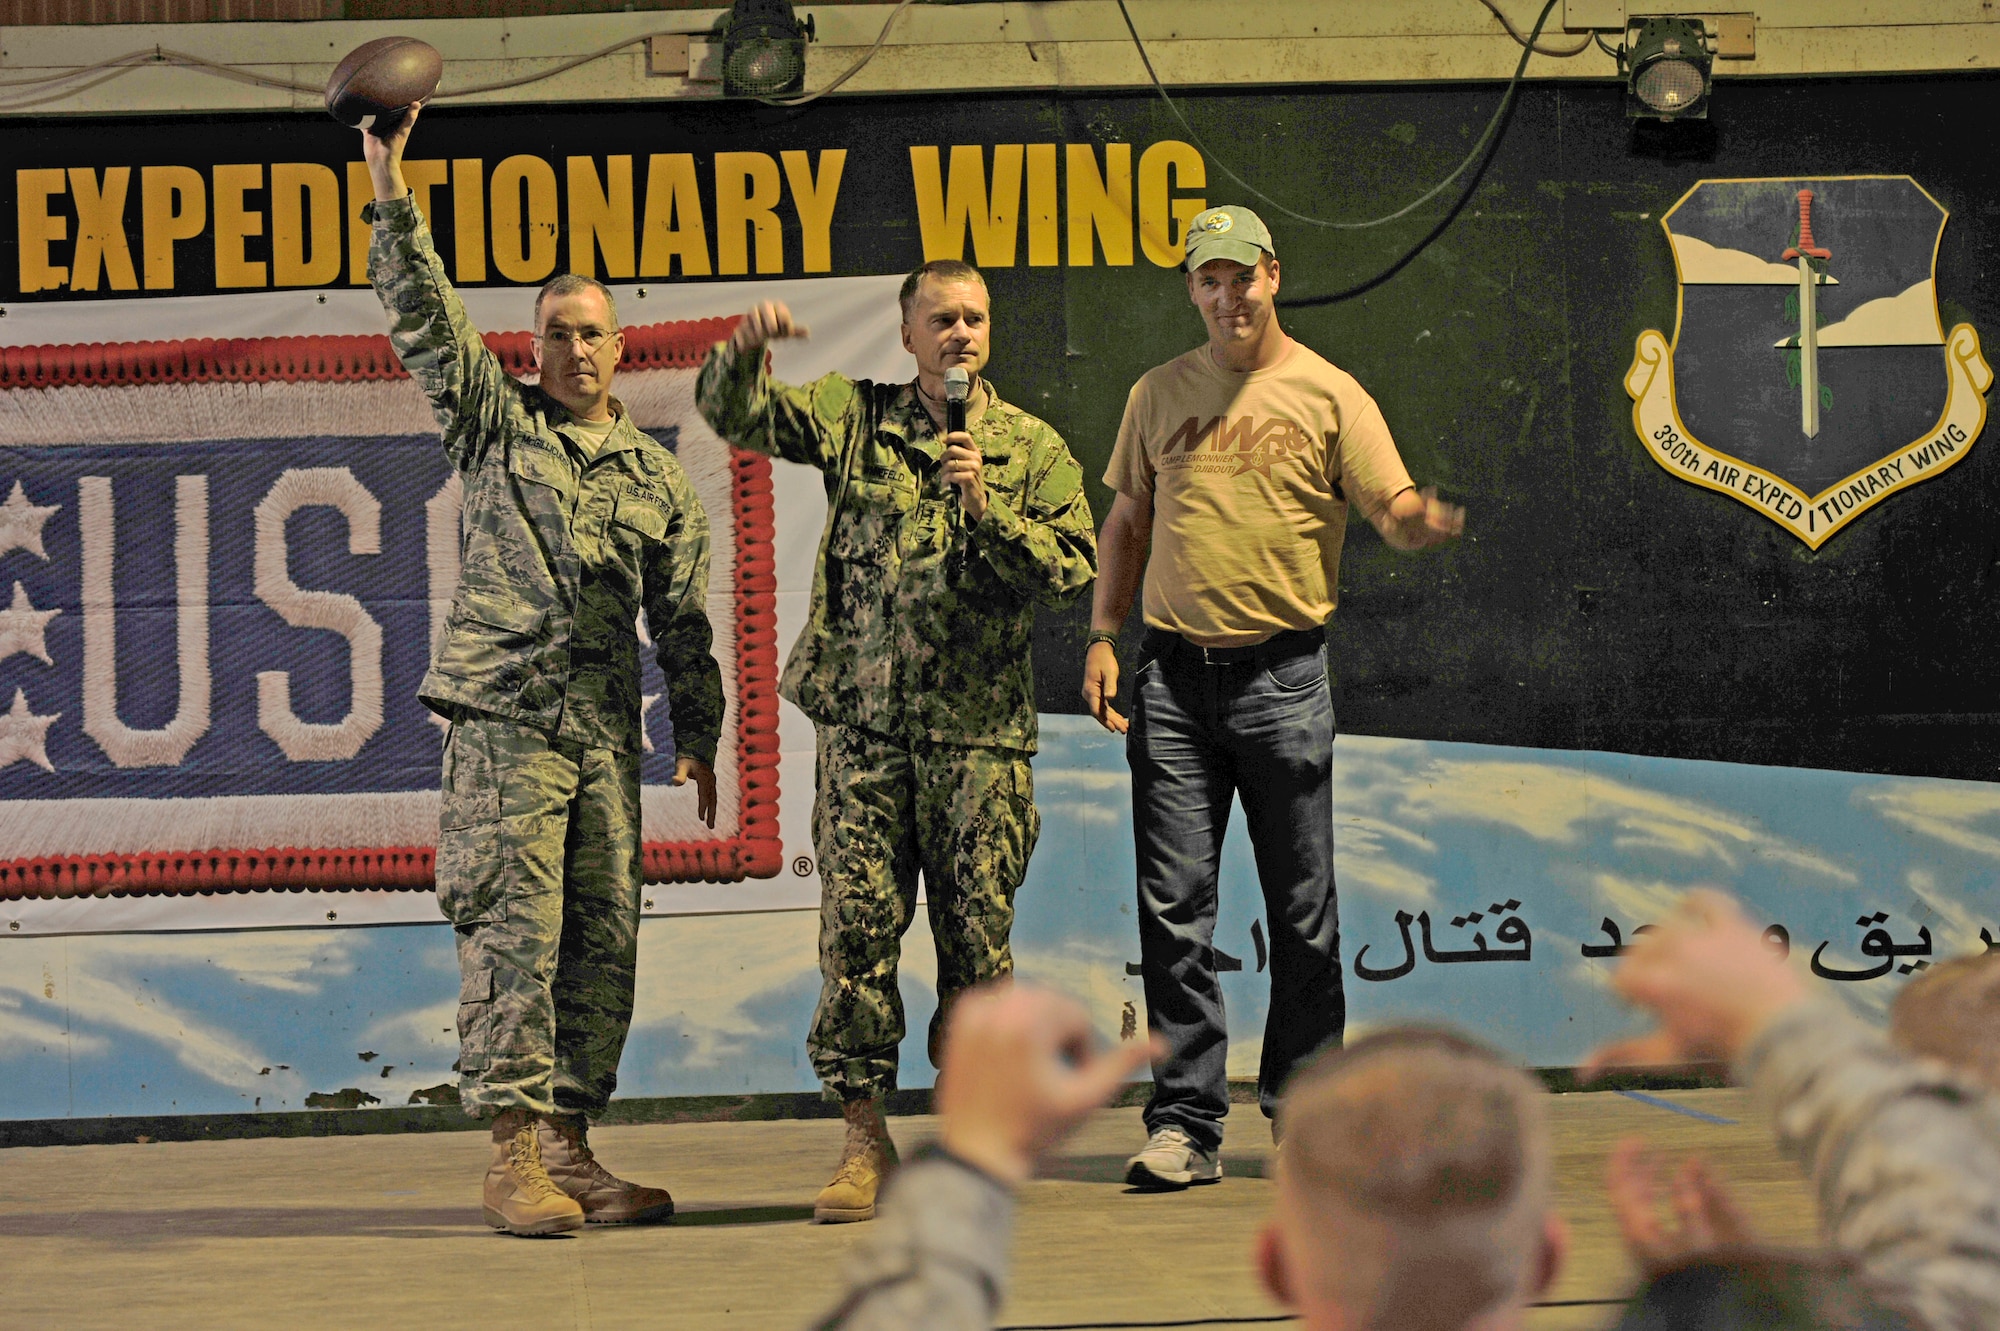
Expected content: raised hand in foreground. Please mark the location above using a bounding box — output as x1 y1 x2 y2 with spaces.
936 982 1157 1185
1584 888 1810 1075
1606 1138 1761 1278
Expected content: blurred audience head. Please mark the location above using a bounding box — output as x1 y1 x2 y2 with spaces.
1890 953 2000 1091
1612 1250 1918 1331
1260 1027 1564 1331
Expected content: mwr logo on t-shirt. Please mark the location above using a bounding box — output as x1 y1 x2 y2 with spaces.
1158 415 1313 478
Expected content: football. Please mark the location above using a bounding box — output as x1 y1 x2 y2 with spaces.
325 36 442 134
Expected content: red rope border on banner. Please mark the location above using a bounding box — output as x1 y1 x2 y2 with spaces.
643 446 785 885
0 318 741 390
0 316 784 901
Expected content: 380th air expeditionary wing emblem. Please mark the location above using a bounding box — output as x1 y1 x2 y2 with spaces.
1625 176 1989 547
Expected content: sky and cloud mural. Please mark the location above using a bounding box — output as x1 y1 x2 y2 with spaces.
6 714 1998 1123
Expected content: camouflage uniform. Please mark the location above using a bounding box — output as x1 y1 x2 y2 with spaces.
368 193 722 1118
1741 1001 2000 1331
695 341 1094 1098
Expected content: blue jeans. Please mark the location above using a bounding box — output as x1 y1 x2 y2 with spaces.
1126 628 1344 1152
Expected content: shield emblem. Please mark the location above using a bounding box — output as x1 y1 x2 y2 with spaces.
1625 176 1991 547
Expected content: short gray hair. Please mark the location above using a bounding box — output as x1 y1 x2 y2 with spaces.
898 259 986 321
534 273 620 331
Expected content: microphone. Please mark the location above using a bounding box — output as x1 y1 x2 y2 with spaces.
944 366 969 436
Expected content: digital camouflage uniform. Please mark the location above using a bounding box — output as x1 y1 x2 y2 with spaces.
368 193 723 1119
1740 1001 2000 1331
695 340 1095 1099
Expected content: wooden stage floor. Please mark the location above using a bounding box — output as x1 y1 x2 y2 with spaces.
3 1089 1821 1329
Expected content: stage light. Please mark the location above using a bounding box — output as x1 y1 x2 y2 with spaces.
723 0 815 98
1624 16 1711 120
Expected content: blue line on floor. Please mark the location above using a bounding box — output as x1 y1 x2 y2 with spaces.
1616 1090 1738 1125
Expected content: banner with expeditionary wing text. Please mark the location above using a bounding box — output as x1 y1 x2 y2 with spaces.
0 275 910 934
0 94 1220 936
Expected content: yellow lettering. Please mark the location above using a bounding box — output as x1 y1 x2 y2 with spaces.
567 155 635 280
452 159 487 283
1138 141 1205 269
1067 143 1133 267
15 169 69 294
909 145 1021 266
212 163 267 288
403 160 447 226
638 154 711 278
1025 144 1058 267
141 165 205 291
490 155 559 283
67 168 136 292
353 158 451 285
270 163 342 287
346 161 372 285
780 149 845 274
714 152 783 276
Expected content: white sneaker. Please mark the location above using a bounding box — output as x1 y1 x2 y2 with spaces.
1125 1126 1222 1190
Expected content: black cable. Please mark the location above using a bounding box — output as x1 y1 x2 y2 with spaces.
1477 0 1592 56
1115 0 1530 232
1111 0 1564 309
758 0 920 107
437 26 713 97
1275 0 1562 308
1120 0 1584 232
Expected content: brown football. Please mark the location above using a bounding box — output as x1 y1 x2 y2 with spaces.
325 36 442 134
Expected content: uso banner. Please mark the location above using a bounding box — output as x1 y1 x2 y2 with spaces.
0 291 791 920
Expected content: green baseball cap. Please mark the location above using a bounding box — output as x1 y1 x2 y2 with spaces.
1183 205 1275 271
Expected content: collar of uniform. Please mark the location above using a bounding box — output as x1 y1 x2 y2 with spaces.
881 379 1017 462
545 393 641 458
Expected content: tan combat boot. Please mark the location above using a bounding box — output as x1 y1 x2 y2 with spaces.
483 1108 586 1236
814 1096 898 1223
536 1111 675 1225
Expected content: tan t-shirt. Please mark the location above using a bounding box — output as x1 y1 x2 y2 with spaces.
567 413 619 461
1105 339 1415 647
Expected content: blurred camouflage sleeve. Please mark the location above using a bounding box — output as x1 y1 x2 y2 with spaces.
365 192 512 471
807 1153 1014 1331
969 427 1097 609
1740 999 2000 1331
642 458 723 770
695 339 858 474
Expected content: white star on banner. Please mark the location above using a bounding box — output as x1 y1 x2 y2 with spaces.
640 693 660 754
0 583 59 665
0 688 59 772
0 482 59 561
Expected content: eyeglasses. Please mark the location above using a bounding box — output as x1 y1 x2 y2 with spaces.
539 326 617 351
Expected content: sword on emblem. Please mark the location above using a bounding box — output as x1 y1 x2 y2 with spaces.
1780 188 1833 439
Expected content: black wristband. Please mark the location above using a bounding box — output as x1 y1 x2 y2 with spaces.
1085 629 1120 651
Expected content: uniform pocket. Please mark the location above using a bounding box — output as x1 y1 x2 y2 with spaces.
1011 756 1041 877
980 449 1029 515
436 820 507 925
508 443 574 496
440 719 504 828
455 966 495 1072
827 476 915 564
612 491 670 542
433 590 546 686
436 722 507 924
454 588 544 638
